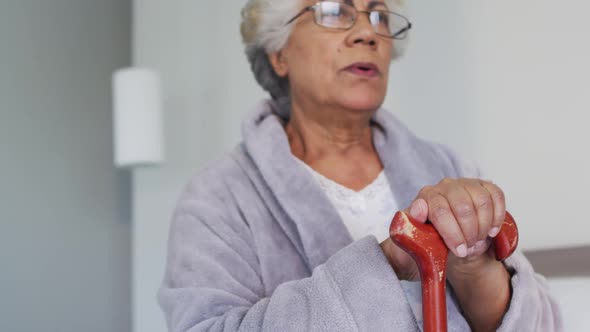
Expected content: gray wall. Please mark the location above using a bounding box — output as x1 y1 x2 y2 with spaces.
0 1 131 331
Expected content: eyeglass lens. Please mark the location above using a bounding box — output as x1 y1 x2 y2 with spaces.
313 1 409 39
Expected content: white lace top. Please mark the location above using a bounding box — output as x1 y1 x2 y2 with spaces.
297 159 399 243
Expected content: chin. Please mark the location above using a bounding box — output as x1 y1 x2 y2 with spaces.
340 91 385 113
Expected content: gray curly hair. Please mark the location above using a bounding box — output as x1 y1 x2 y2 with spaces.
240 0 408 118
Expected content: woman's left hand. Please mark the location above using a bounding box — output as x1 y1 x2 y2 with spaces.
407 177 507 278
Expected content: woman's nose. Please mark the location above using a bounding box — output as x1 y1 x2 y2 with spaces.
347 13 378 46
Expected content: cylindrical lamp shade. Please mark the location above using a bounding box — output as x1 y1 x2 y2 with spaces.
112 68 164 168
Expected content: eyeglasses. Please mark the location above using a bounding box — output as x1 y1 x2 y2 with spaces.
285 1 412 39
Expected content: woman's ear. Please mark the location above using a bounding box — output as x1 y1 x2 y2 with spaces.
268 50 288 77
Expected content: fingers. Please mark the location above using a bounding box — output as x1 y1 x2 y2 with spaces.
415 178 507 258
419 186 468 258
463 181 494 242
480 180 506 237
446 182 479 248
407 198 428 223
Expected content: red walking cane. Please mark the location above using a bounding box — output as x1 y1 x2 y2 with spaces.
390 211 518 332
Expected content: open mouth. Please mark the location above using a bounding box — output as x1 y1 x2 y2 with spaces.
345 62 380 78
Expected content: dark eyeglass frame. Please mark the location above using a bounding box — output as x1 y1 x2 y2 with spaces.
285 1 412 40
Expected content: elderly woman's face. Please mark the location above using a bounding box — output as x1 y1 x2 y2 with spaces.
271 0 393 114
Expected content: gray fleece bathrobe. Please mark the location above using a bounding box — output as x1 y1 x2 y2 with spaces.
158 100 562 331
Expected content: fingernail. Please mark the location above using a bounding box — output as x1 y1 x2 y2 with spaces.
467 246 475 256
456 244 468 258
410 201 420 219
488 227 501 237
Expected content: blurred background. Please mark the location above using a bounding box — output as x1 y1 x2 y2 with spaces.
1 1 589 331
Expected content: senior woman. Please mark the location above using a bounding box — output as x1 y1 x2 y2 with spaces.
158 0 561 331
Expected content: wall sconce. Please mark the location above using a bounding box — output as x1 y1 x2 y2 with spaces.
112 68 164 168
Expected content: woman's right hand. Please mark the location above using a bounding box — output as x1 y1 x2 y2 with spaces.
380 237 419 281
380 199 429 281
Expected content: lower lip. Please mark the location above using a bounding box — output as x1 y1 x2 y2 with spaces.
345 67 380 78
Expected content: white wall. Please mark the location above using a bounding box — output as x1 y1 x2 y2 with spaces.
468 2 590 250
0 1 131 331
133 1 590 330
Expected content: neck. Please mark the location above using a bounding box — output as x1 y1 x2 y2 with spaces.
287 99 375 159
285 99 383 191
